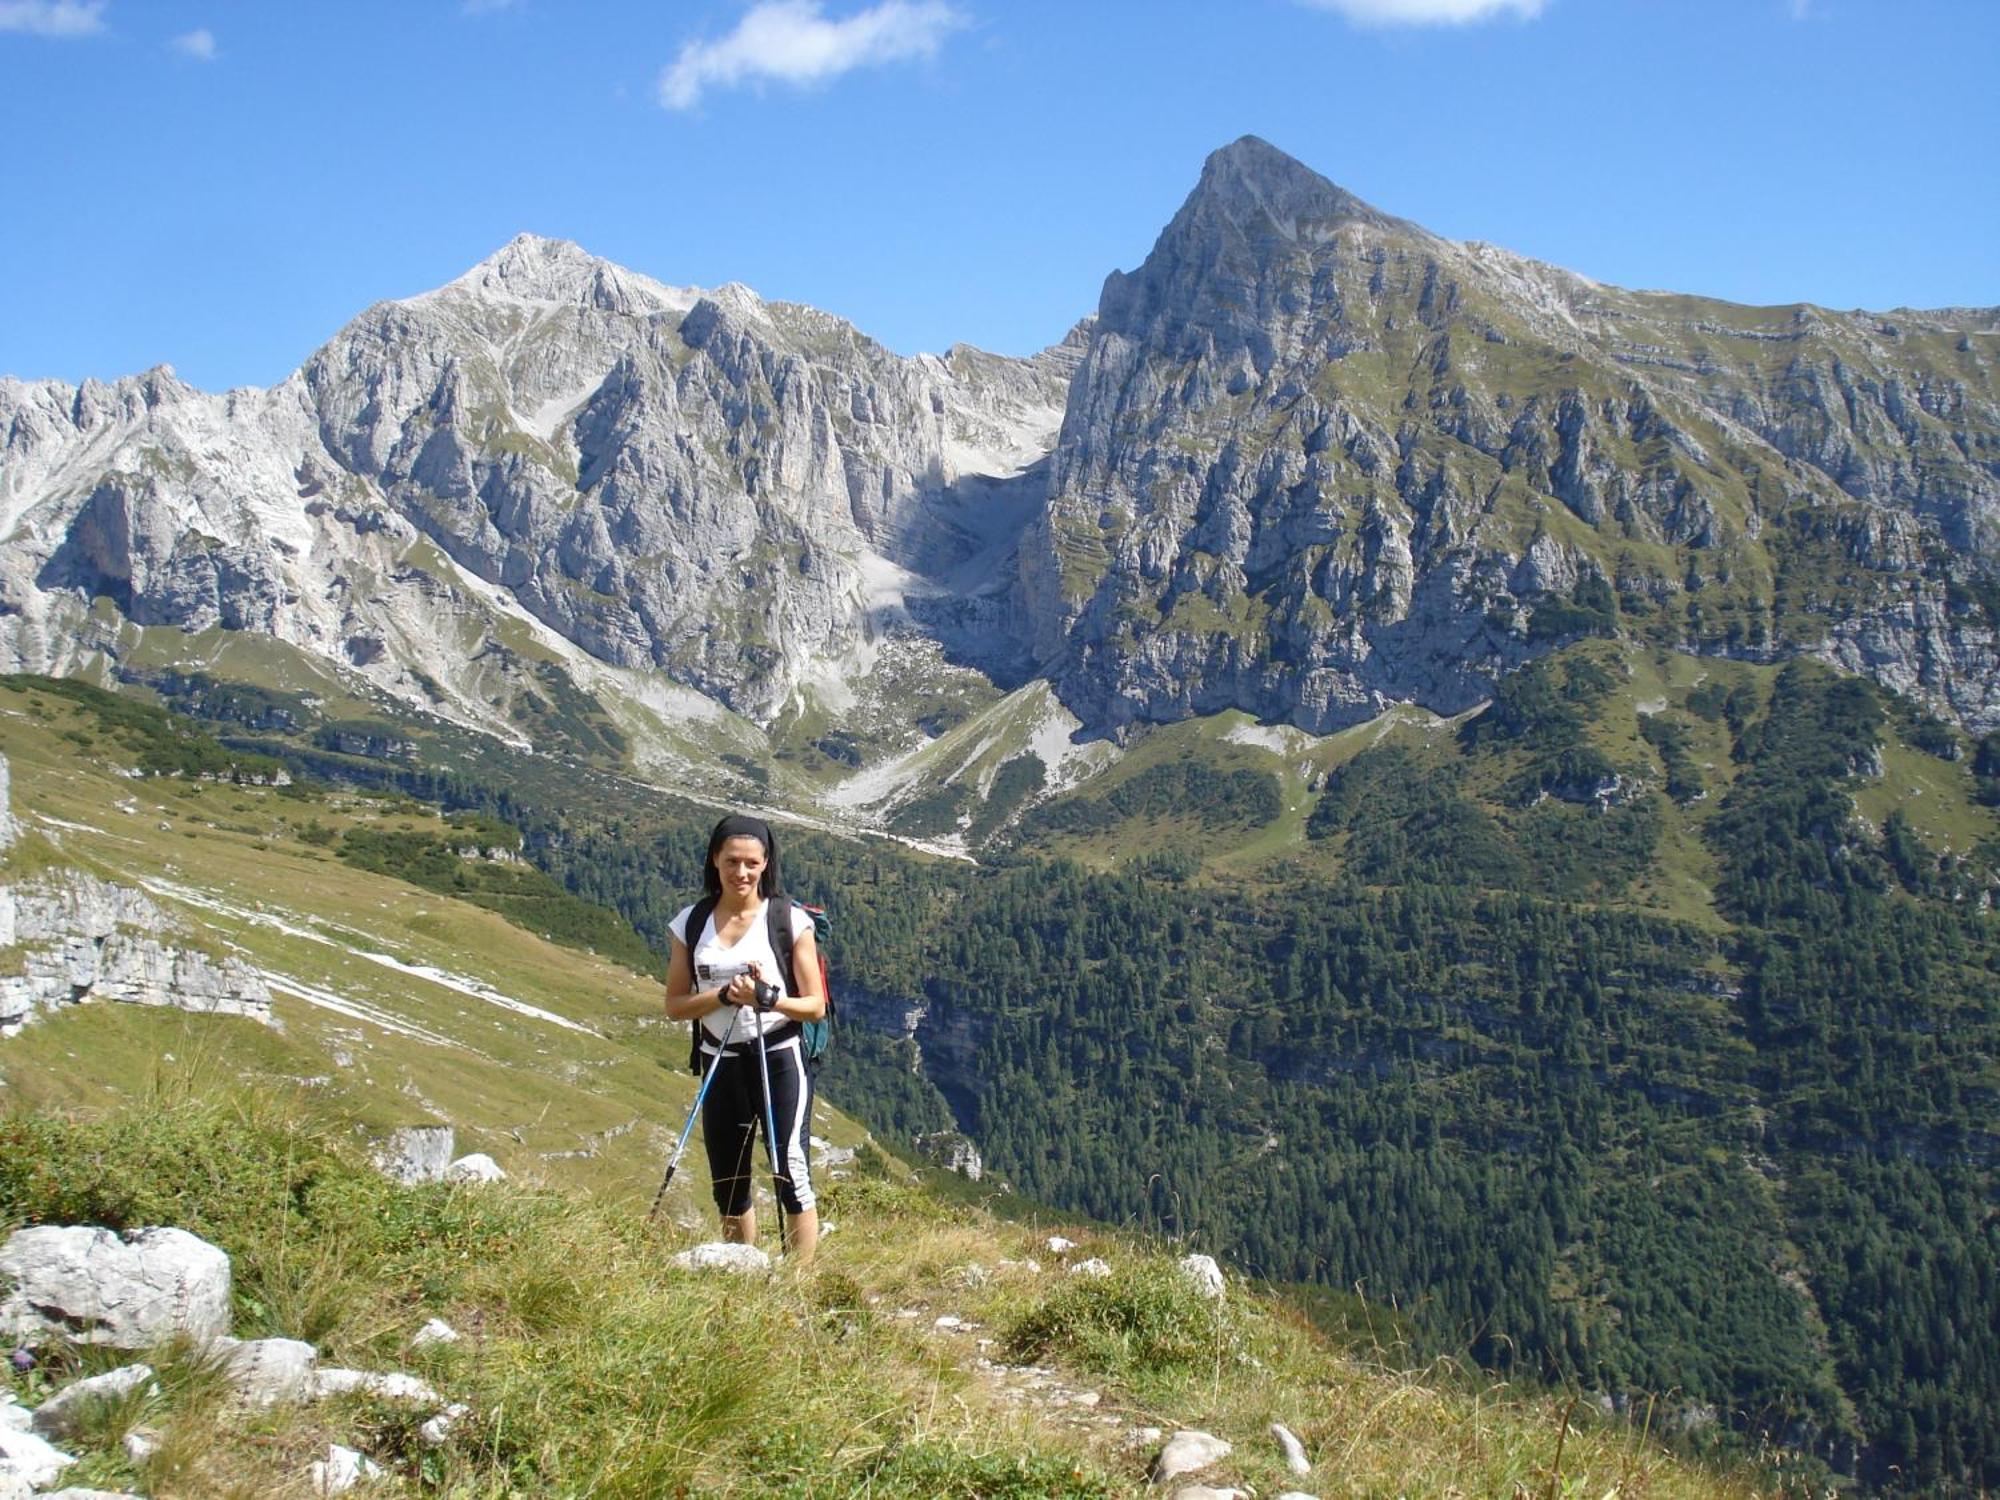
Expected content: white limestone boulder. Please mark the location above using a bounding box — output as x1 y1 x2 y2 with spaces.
373 1126 455 1184
444 1154 505 1184
419 1402 471 1448
122 1425 162 1463
1178 1253 1225 1299
0 1225 230 1347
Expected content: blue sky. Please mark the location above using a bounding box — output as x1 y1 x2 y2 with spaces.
2 0 1995 393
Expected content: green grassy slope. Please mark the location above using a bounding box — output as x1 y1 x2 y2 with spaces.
0 677 873 1205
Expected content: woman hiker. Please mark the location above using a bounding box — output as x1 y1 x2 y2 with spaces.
663 814 825 1263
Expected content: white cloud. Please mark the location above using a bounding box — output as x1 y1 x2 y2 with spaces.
172 26 216 61
1297 0 1545 25
659 0 966 111
0 0 106 38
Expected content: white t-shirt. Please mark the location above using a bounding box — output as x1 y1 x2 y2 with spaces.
669 897 812 1043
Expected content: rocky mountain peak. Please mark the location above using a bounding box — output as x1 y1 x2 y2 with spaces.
1184 135 1396 242
1095 137 1415 344
436 232 698 317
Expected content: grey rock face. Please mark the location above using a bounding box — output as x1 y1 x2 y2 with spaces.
914 1129 983 1180
309 1442 384 1495
309 1369 440 1404
0 1225 231 1348
410 1319 459 1349
1269 1421 1311 1475
1178 1253 1225 1299
419 1402 471 1448
443 1153 505 1184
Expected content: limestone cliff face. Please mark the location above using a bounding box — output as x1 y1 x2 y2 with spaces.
0 236 1073 730
1016 137 2000 734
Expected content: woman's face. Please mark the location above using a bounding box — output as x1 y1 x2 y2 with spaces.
715 835 767 899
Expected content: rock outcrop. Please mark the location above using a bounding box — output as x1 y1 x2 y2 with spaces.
914 1128 984 1181
0 1423 74 1490
1151 1429 1233 1486
0 870 273 1038
0 755 274 1039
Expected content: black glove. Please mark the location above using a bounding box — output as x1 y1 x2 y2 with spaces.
753 978 781 1013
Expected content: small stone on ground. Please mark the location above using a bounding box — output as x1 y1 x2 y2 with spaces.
1151 1429 1233 1485
1270 1420 1310 1474
670 1242 771 1275
412 1317 460 1348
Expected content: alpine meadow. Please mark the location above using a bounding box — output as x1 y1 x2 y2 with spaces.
3 125 1997 1499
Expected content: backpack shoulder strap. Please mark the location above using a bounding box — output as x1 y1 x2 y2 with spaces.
686 895 720 961
683 894 720 1077
765 898 800 995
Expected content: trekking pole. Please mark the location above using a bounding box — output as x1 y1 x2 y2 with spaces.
751 989 791 1256
648 1001 744 1223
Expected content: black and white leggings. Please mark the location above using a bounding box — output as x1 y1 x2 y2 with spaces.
701 1027 816 1216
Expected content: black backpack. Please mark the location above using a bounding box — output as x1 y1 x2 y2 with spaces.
683 896 833 1075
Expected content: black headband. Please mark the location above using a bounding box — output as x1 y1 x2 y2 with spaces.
712 814 773 850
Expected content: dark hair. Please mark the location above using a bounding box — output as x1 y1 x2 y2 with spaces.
702 814 782 899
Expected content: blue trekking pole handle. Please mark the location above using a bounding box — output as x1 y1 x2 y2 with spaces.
648 1000 743 1222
